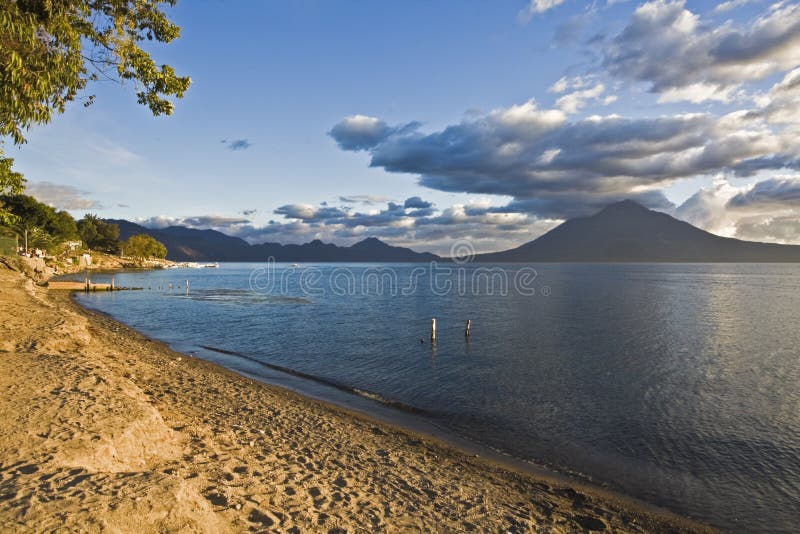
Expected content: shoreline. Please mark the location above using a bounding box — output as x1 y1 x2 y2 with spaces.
0 266 713 532
76 302 687 521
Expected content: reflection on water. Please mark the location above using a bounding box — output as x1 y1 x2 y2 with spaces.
73 263 800 533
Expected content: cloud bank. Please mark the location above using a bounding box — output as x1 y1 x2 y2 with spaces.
25 182 101 210
601 0 800 103
329 100 797 219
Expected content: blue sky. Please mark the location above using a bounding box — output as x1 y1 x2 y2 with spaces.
8 0 800 254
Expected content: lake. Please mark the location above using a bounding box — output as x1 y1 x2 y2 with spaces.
69 262 800 533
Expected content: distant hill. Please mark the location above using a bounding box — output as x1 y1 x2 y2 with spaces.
109 220 440 262
110 202 800 263
475 200 800 262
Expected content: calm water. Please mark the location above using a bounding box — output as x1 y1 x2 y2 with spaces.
70 263 800 532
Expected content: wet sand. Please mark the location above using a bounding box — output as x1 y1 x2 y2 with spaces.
0 266 713 532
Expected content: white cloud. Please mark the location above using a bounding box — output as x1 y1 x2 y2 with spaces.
555 83 608 113
549 75 589 94
657 82 737 103
494 99 567 128
714 0 757 13
749 67 800 125
674 174 800 244
518 0 567 24
674 176 742 236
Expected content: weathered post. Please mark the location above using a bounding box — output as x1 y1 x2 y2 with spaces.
431 318 436 341
111 276 115 291
465 319 471 337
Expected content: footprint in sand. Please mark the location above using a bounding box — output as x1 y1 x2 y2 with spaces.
204 490 228 507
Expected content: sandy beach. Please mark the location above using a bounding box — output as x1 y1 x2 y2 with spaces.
0 265 712 533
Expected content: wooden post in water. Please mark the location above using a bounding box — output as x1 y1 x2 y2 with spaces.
85 276 89 292
431 318 436 341
465 319 471 337
111 276 115 291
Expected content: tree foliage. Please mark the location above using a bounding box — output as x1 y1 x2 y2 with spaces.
0 0 191 145
0 193 78 243
77 213 119 252
123 233 166 259
10 221 52 249
0 155 25 225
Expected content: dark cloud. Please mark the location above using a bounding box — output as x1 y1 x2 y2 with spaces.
403 196 433 209
407 207 436 217
338 194 391 205
330 101 796 219
222 138 252 151
728 177 800 209
488 190 674 219
241 208 258 216
329 115 420 151
601 0 800 102
25 181 100 210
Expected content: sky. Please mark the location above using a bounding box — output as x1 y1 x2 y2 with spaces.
7 0 800 255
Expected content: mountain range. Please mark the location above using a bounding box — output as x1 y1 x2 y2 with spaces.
110 201 800 262
110 220 439 262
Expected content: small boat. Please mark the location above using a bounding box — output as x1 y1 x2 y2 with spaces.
291 263 300 268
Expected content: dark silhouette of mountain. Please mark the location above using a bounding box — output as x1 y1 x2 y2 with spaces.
475 200 800 262
109 220 439 262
